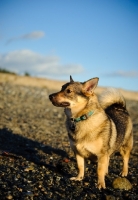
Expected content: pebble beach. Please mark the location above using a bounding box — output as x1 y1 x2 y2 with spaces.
0 74 138 200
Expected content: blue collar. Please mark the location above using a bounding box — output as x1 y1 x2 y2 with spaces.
71 110 95 122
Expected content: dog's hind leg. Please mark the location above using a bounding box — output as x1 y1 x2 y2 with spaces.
70 154 85 181
97 154 109 189
120 144 132 176
120 132 133 176
120 147 130 176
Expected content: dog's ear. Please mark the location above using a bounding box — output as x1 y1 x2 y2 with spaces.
70 75 74 82
82 77 99 95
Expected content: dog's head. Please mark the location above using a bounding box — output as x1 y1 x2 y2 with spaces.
49 76 99 109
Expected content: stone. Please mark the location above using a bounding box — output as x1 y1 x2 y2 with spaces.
105 195 116 200
6 194 13 199
112 177 132 190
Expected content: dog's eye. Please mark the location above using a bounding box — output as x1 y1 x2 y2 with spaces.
66 89 72 93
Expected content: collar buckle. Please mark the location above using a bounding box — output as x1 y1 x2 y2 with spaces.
80 114 87 120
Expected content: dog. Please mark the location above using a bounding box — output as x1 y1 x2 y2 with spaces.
49 76 133 189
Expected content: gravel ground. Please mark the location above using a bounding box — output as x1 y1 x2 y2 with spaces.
0 82 138 200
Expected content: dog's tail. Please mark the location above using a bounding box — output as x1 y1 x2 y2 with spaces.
99 88 132 150
99 88 126 110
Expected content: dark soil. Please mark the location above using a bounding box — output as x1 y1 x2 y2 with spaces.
0 82 138 200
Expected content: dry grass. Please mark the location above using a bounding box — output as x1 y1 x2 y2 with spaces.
0 73 138 101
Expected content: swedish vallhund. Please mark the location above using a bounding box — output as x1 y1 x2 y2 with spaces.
49 76 133 189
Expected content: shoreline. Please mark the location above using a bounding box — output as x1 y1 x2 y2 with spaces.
0 73 138 101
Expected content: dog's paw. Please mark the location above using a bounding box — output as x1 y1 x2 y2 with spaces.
70 176 83 181
97 181 106 189
120 171 128 177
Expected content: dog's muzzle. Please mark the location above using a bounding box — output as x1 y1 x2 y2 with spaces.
49 94 70 107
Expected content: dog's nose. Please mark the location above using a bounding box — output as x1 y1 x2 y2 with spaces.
49 94 53 101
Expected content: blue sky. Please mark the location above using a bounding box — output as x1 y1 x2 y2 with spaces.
0 0 138 91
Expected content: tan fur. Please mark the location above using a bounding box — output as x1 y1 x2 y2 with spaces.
49 76 133 189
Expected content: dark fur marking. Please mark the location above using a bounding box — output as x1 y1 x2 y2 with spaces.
107 116 113 151
61 82 89 102
105 103 129 149
61 82 71 91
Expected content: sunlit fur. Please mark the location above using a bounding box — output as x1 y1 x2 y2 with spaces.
49 77 133 189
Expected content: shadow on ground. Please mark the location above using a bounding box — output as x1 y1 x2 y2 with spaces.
0 128 69 171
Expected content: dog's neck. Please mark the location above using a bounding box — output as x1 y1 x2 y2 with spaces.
65 102 87 118
65 94 100 119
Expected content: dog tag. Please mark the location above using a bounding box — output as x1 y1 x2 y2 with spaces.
70 118 76 131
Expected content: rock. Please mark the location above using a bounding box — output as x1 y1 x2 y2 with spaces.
112 177 132 190
105 195 116 200
24 166 34 172
6 194 13 199
24 191 34 197
105 195 115 200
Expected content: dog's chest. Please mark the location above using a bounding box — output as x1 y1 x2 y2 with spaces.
66 113 104 156
70 137 103 158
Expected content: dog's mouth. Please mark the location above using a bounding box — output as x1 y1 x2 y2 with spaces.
52 101 70 107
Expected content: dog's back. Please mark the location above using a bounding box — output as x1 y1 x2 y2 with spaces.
99 88 133 150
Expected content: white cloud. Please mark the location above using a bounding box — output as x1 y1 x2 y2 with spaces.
20 31 45 39
104 70 138 78
0 49 84 78
6 31 45 44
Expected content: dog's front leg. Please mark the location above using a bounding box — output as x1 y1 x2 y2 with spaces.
70 154 85 181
